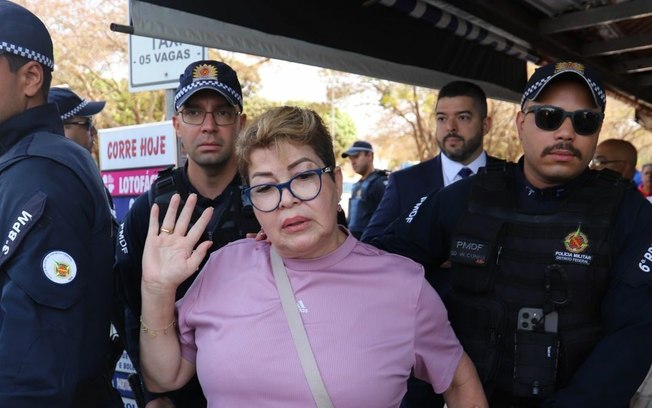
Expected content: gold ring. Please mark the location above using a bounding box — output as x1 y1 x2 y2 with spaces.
160 227 173 234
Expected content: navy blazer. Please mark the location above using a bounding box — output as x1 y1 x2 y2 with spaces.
362 155 444 241
362 153 500 241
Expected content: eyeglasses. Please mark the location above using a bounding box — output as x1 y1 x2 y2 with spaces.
523 105 604 136
589 158 626 168
179 107 240 126
63 119 93 131
242 167 333 212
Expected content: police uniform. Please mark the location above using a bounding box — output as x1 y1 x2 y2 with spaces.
347 169 388 239
373 159 652 407
0 104 117 407
115 164 259 407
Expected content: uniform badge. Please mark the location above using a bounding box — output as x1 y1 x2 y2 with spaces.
563 226 589 253
42 251 77 284
554 226 592 266
192 64 218 82
555 62 585 74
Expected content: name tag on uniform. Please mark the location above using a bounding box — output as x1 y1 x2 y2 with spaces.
450 238 490 266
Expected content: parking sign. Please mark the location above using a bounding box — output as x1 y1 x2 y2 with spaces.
129 35 206 92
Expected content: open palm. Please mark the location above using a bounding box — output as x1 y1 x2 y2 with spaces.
142 193 213 290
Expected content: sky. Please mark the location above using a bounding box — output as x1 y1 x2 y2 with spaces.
258 61 328 103
256 59 381 138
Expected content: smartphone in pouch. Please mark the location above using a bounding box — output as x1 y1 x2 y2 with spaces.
514 308 560 398
517 307 544 331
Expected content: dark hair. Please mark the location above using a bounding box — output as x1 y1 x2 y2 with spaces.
236 106 336 184
438 81 488 118
2 53 52 100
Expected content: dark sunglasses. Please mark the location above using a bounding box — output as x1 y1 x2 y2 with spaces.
523 105 604 136
63 119 93 130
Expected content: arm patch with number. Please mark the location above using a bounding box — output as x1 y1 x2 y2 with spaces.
0 192 46 269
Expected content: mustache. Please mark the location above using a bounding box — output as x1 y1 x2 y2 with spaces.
444 133 463 142
541 142 582 159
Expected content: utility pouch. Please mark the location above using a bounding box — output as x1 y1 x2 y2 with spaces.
513 330 559 398
444 291 506 383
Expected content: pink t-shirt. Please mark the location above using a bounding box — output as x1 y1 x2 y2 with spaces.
177 233 463 408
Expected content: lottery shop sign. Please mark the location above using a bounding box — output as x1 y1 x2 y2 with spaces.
98 121 177 171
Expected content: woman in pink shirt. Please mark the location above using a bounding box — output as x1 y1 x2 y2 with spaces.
139 106 487 408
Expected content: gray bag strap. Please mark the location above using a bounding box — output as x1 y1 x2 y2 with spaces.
270 247 335 408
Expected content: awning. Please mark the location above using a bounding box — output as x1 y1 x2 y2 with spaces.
124 0 652 130
126 0 527 103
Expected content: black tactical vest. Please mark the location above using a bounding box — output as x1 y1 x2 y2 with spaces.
444 161 627 401
148 166 259 253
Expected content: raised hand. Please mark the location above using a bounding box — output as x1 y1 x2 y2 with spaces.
142 193 213 292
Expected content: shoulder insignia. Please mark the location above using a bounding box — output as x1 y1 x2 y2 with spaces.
42 251 77 284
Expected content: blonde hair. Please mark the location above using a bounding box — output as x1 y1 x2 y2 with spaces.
236 106 336 183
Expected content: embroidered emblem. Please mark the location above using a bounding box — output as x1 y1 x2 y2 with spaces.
563 226 589 254
192 64 218 82
42 251 77 284
555 62 585 74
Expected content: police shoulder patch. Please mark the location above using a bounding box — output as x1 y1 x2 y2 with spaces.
42 251 77 284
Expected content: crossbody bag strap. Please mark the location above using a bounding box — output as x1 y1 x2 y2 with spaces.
270 247 334 408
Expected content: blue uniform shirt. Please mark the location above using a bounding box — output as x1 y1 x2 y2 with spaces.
347 169 388 238
372 160 652 408
0 104 115 407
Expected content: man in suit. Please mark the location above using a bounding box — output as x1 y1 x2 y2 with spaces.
362 81 495 242
363 80 495 408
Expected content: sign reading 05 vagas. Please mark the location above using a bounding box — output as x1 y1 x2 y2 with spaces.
129 35 206 92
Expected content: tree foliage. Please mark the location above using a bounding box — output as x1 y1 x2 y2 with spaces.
324 69 652 169
13 0 652 170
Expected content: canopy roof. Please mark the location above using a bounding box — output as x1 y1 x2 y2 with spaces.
125 0 652 129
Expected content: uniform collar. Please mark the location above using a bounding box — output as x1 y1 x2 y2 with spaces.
0 104 64 155
515 156 592 201
179 161 243 201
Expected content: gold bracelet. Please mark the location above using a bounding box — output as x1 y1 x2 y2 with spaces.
140 316 176 337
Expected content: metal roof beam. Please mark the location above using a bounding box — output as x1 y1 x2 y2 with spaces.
583 33 652 56
540 0 652 34
636 73 652 87
613 57 652 73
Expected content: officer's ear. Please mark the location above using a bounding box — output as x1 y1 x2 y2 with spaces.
20 61 45 103
238 112 247 129
515 110 527 141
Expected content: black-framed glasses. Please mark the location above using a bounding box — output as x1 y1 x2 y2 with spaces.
242 167 333 212
523 105 604 136
589 158 626 168
179 107 240 126
63 119 93 130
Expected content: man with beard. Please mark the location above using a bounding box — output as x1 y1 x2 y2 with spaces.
361 81 496 242
115 60 259 408
371 62 652 408
362 80 495 408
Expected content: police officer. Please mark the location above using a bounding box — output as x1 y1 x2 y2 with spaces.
115 60 259 408
372 62 652 407
48 87 105 152
341 140 388 239
48 87 118 219
0 2 119 407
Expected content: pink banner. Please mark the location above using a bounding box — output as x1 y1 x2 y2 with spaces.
101 167 167 197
